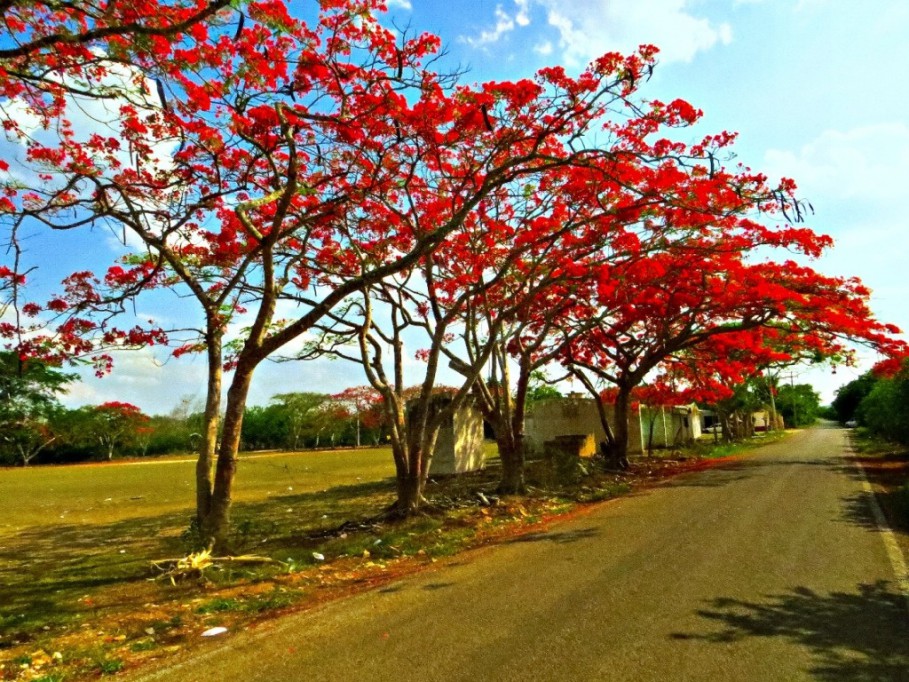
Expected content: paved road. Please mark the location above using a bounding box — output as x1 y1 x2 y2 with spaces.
130 424 909 681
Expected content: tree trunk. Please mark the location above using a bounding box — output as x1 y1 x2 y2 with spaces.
612 388 632 469
201 358 255 551
497 438 526 494
502 361 530 494
195 330 222 526
394 470 423 516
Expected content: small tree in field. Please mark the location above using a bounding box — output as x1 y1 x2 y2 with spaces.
90 401 148 460
0 351 76 465
332 387 386 448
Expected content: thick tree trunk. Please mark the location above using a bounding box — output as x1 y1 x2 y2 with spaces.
612 388 632 469
394 470 423 516
201 359 255 551
497 438 526 494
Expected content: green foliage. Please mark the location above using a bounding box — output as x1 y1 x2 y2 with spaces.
196 597 242 614
0 352 76 465
95 658 124 675
818 404 838 420
241 403 290 450
775 383 821 427
525 371 562 405
272 392 334 449
241 392 378 451
831 372 878 424
858 374 909 444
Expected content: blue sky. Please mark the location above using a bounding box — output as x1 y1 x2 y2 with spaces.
12 0 908 413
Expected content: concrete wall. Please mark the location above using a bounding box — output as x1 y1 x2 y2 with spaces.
526 399 702 457
639 404 701 449
430 401 486 475
640 406 671 450
669 404 701 443
524 397 644 458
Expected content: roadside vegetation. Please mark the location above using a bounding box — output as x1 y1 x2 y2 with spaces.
832 359 909 543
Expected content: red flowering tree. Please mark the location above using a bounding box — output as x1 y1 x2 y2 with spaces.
332 386 386 447
90 400 149 460
2 2 677 540
566 256 906 467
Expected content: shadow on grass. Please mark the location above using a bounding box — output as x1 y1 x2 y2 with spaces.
670 581 909 681
0 478 397 643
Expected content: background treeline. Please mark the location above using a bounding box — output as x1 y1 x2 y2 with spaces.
830 360 909 444
0 351 388 465
705 374 821 440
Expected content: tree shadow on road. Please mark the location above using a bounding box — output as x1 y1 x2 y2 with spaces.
670 580 909 681
839 490 885 533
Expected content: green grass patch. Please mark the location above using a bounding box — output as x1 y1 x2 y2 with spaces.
196 597 243 614
129 638 158 652
692 429 788 459
0 447 397 645
95 657 124 675
576 482 632 503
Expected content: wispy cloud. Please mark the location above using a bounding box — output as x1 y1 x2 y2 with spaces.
461 5 518 48
461 0 732 65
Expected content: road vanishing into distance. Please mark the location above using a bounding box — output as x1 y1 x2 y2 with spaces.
130 424 909 681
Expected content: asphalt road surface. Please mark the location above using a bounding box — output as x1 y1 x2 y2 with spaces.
130 424 909 681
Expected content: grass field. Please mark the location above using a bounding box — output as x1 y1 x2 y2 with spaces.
0 448 403 663
0 448 397 533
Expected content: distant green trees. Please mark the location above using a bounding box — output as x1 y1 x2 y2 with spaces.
833 361 909 444
774 383 822 428
1 384 392 465
240 389 387 451
0 352 76 465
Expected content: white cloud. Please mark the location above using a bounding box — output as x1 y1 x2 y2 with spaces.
461 0 732 66
63 347 208 414
539 0 732 66
386 0 412 9
764 123 909 204
534 40 554 56
762 122 909 388
1 55 178 259
462 5 518 48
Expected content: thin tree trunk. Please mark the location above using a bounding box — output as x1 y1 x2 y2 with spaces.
196 329 222 526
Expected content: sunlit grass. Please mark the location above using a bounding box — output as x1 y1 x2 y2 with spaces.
0 447 396 533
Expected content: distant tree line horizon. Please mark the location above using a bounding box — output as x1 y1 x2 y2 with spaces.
1 351 828 467
0 354 394 465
